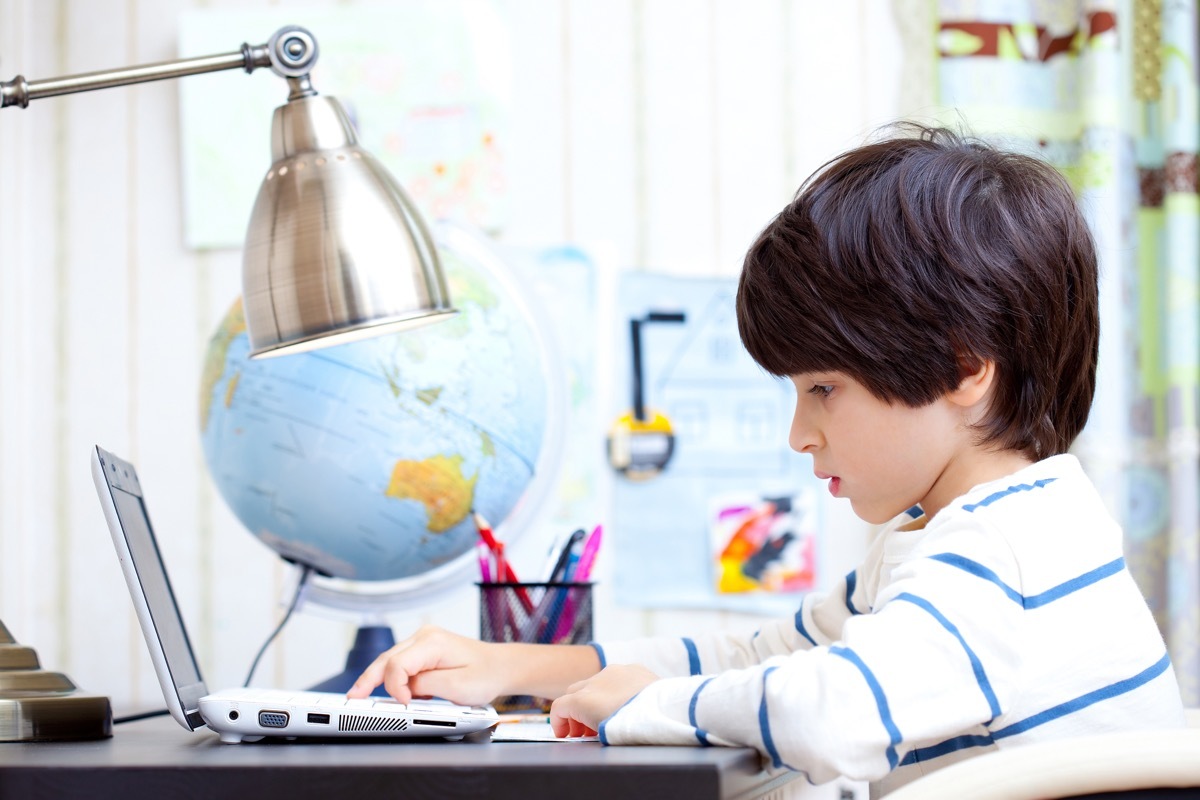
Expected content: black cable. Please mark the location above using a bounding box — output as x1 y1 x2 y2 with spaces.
113 708 172 725
243 565 315 688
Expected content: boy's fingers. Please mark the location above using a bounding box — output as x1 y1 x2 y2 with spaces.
346 652 390 698
550 692 592 738
549 711 572 738
380 665 416 705
378 642 452 704
549 695 572 737
550 705 598 739
346 628 487 705
347 637 422 699
407 669 464 704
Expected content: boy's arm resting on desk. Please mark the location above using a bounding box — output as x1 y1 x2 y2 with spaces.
506 642 605 699
545 611 846 741
349 625 602 705
595 524 893 679
593 577 860 680
593 538 880 679
593 524 1026 784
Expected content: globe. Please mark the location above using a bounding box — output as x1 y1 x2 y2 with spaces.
198 223 553 606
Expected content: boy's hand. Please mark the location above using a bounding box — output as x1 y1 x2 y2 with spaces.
549 664 659 738
347 625 499 706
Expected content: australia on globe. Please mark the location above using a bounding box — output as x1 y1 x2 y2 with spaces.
199 236 548 584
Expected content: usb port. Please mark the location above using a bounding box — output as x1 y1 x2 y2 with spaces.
413 718 456 728
306 713 331 725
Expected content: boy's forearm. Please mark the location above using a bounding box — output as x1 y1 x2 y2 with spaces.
497 642 602 700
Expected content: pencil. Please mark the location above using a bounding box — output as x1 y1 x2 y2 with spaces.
475 512 533 613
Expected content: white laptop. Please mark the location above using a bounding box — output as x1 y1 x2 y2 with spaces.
91 445 499 744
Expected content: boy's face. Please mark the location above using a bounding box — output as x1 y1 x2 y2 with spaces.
787 371 980 524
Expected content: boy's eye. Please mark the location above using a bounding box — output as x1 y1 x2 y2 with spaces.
808 384 833 398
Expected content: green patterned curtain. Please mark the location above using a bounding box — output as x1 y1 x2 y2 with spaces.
893 0 1199 705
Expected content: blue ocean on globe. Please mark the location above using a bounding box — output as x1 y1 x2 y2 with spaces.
198 242 548 583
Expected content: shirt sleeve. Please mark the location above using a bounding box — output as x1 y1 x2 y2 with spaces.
596 518 1024 784
595 575 857 678
594 523 888 676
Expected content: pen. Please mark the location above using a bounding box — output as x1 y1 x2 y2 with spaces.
540 525 595 642
562 549 582 582
549 584 583 643
548 529 586 582
496 714 552 724
572 524 603 582
541 528 579 580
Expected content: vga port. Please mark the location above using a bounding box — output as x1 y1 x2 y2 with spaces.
257 710 289 728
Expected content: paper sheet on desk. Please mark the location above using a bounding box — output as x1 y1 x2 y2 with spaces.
491 719 599 742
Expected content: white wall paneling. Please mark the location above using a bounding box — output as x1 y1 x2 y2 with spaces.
0 1 902 743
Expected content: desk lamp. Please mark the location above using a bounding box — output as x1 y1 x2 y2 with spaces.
0 25 456 740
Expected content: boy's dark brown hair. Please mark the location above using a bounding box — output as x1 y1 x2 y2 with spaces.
736 123 1098 460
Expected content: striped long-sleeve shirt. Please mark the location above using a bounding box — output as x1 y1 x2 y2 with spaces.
593 454 1185 796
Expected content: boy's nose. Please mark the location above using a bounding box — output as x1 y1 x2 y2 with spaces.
788 416 820 453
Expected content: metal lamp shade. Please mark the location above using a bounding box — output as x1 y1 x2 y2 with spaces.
242 94 456 358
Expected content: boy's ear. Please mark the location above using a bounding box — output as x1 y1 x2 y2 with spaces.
949 359 995 408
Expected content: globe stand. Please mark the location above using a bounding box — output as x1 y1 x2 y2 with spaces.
308 625 395 697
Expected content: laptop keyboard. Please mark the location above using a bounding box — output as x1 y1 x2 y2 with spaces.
246 689 492 716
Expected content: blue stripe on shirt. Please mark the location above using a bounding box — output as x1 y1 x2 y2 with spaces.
899 733 994 766
831 646 902 770
589 642 607 668
992 651 1172 740
929 554 1126 610
898 652 1172 764
597 693 639 746
689 676 716 746
926 554 1022 604
962 478 1057 512
682 638 701 675
794 605 817 646
893 592 1000 720
928 553 1024 604
845 570 860 615
1022 558 1125 608
758 667 786 769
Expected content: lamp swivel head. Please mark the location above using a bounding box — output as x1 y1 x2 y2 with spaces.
267 26 319 79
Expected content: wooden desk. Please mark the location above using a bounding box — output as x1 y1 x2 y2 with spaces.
0 716 798 799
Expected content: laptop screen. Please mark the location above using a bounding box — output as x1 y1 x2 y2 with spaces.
93 447 208 729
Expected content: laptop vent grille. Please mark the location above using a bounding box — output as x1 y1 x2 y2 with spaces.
339 714 409 733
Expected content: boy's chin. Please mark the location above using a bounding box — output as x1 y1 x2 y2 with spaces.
851 500 910 526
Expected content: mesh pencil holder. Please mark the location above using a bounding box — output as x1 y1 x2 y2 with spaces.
478 581 594 712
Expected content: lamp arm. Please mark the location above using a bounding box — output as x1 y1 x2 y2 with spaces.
0 24 318 110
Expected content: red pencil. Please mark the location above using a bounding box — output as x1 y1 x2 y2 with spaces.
474 512 533 612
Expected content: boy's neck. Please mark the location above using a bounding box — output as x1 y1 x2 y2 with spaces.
921 449 1036 521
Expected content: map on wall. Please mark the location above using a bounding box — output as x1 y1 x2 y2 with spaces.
608 272 823 615
178 2 510 249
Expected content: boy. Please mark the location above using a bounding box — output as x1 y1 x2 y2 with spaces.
349 125 1184 795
